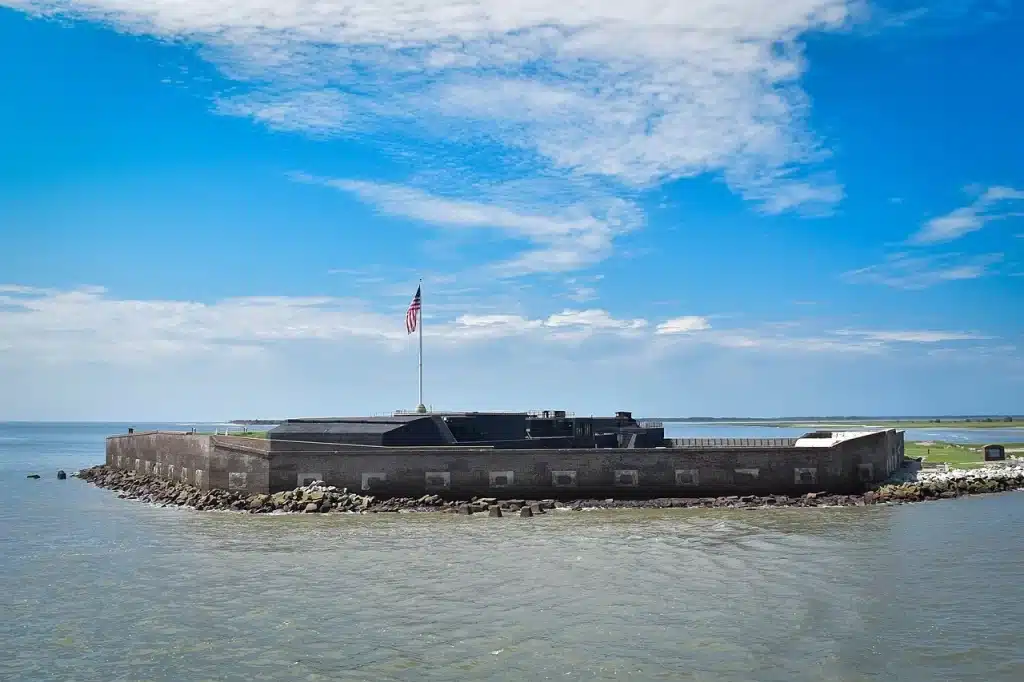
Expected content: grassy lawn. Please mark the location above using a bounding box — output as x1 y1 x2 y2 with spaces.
905 441 1023 468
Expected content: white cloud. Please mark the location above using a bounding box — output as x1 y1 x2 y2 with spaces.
834 329 992 343
912 185 1024 244
6 0 857 214
655 316 712 335
0 285 408 364
841 252 1003 289
566 287 597 303
304 175 641 274
547 309 646 331
216 90 351 136
707 332 884 354
3 284 1009 378
0 285 653 364
448 308 646 343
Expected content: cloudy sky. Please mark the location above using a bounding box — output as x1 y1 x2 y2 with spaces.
1 0 1021 420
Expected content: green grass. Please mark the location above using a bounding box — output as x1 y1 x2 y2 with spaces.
905 441 1023 468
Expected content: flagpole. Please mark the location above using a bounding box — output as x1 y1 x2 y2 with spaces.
417 278 425 413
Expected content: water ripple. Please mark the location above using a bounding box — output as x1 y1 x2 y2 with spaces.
3 434 1024 680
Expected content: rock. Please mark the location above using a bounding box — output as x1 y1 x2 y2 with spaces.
520 506 533 517
57 470 67 480
457 504 472 515
26 474 40 479
488 506 503 518
529 503 545 515
304 502 319 513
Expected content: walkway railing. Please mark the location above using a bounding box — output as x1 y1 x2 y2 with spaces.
669 437 798 448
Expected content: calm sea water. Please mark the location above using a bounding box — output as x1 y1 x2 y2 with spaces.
2 423 1023 681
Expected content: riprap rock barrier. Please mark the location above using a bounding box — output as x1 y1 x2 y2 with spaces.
870 462 1024 503
75 463 1024 515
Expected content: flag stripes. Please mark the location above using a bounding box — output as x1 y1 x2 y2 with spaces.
406 285 421 334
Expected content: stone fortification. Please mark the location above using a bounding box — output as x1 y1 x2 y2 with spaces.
102 427 905 498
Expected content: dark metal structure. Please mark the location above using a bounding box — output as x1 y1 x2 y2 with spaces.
268 410 666 449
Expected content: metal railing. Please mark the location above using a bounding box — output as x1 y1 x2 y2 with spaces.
669 437 798 448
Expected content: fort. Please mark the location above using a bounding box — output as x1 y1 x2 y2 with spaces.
105 410 905 498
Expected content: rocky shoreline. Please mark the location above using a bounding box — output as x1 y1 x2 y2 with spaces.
75 464 1024 516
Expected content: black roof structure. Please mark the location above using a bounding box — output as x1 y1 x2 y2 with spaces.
268 410 665 449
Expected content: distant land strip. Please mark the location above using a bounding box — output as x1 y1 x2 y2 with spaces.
228 416 1022 428
650 417 1021 427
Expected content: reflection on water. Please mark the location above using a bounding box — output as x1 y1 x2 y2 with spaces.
3 423 1024 681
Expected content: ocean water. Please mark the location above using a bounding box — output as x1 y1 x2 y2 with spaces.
2 423 1024 681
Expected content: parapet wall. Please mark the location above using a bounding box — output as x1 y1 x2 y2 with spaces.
106 432 269 493
105 429 904 498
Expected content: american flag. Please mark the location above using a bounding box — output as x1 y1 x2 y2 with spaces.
405 285 421 334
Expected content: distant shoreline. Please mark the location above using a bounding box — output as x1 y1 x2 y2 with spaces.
653 419 1021 429
229 417 1023 429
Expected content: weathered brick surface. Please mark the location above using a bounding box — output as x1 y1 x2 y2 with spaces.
106 429 905 497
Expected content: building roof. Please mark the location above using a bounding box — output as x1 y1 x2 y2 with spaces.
794 430 887 448
274 417 428 436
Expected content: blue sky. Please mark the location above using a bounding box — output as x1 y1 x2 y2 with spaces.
1 0 1022 420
